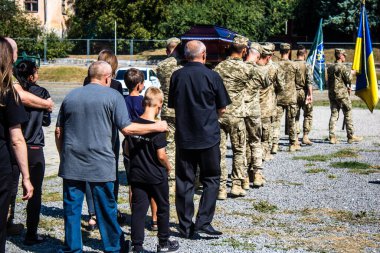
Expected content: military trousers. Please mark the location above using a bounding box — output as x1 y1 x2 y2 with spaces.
273 104 297 145
161 116 176 191
244 116 263 172
295 89 313 136
261 116 273 157
219 117 246 191
329 97 354 139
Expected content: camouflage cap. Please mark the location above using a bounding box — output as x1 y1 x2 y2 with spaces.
250 42 262 55
335 48 346 55
265 42 276 52
280 43 291 50
166 37 181 46
261 43 273 55
233 35 249 47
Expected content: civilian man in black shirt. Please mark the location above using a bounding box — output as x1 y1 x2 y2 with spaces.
168 40 231 238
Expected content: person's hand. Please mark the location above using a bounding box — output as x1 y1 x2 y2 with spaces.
351 70 357 76
22 178 34 200
156 120 168 132
347 87 352 96
306 94 313 104
46 98 54 112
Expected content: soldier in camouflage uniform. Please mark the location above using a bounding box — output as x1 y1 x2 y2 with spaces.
272 43 302 152
214 35 252 199
156 37 182 192
294 45 314 146
244 43 261 171
265 43 285 155
327 49 362 144
245 43 271 187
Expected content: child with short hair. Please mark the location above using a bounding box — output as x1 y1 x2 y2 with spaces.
124 68 145 120
125 87 179 253
123 68 159 231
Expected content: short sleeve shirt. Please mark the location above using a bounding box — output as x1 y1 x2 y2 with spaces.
57 84 131 182
0 91 28 174
168 62 231 149
127 118 167 184
124 95 144 121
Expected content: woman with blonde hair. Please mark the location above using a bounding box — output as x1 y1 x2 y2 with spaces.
0 36 33 253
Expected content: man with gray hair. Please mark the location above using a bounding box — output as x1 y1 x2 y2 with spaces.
169 40 230 238
56 61 168 252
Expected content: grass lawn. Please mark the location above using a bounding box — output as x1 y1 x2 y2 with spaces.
39 66 88 82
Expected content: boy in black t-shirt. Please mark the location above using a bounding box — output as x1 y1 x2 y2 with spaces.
125 87 179 253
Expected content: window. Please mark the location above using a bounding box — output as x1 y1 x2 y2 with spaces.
25 0 38 12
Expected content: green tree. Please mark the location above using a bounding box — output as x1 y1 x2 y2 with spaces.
0 0 43 51
67 0 169 39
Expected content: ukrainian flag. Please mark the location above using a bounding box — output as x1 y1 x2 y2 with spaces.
352 3 378 112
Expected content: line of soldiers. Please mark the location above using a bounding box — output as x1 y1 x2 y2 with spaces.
156 36 362 201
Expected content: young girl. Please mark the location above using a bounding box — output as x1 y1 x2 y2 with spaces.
12 60 51 245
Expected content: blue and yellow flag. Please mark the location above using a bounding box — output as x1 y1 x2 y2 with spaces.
352 3 378 112
307 19 325 91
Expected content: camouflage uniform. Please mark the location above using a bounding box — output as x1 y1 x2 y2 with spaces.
294 59 313 138
245 62 269 171
273 44 302 149
215 56 250 191
267 59 285 153
327 53 354 139
156 50 182 190
258 44 284 158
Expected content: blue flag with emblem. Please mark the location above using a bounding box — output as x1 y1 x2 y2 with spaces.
307 19 325 91
352 2 378 112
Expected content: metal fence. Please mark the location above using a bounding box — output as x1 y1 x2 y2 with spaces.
12 38 380 65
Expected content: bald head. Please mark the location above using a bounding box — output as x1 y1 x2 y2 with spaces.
88 61 112 86
5 37 18 62
184 40 206 62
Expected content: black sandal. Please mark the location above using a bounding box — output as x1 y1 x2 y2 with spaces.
151 220 158 231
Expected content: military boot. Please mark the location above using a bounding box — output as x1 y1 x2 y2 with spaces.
348 135 363 144
289 144 297 152
230 181 246 197
302 134 313 145
253 171 265 187
217 189 227 200
294 141 301 151
271 144 278 154
329 136 339 144
242 177 250 190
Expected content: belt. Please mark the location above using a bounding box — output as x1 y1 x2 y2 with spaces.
28 146 42 150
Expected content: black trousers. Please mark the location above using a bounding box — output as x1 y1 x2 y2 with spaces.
175 143 221 236
131 180 169 250
10 147 45 237
8 163 20 221
0 172 12 253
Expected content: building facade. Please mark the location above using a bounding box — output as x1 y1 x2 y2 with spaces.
16 0 74 37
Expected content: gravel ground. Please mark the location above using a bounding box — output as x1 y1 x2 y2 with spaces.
5 82 380 253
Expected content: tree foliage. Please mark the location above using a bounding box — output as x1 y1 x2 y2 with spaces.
0 0 42 50
67 0 300 41
0 0 73 59
294 0 380 41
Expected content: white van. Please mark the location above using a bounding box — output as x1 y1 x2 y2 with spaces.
115 67 161 96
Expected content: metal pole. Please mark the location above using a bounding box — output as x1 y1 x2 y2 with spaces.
86 39 90 65
285 20 288 35
44 37 47 64
114 21 117 55
130 39 133 65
